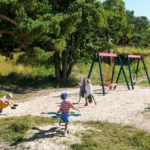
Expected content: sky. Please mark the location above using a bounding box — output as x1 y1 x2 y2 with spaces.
101 0 150 19
124 0 150 19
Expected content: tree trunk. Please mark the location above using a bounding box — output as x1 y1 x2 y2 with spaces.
67 62 74 78
54 50 74 80
0 30 13 35
54 52 61 80
0 14 17 26
62 50 68 79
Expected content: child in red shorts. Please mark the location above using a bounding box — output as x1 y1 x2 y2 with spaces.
57 92 80 136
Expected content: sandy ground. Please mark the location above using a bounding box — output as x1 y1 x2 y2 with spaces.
0 85 150 149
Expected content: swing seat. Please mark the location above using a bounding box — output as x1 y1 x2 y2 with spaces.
0 101 9 109
100 83 112 87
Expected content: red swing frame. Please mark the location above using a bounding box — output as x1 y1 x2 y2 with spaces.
99 52 117 88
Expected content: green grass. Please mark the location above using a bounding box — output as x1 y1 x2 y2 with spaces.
0 116 54 144
71 121 150 150
0 91 8 97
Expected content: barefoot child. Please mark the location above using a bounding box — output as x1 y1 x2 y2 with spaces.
57 92 80 136
85 79 96 106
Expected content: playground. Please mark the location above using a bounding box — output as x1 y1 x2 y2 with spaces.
0 51 150 149
0 85 150 149
1 85 150 130
1 0 150 149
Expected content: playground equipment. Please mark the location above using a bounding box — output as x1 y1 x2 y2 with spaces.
88 52 130 95
46 111 81 126
124 54 150 89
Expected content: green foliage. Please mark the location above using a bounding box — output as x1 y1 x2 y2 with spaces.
71 121 150 150
125 10 150 47
17 47 53 66
102 0 127 45
0 0 150 80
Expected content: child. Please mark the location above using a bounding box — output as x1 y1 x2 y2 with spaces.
132 74 137 85
0 93 18 109
78 78 86 103
85 79 96 106
57 92 80 136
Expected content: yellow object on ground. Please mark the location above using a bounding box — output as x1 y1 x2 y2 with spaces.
0 101 9 109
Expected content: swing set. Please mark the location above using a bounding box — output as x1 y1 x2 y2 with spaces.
88 52 130 95
88 52 150 95
125 54 150 89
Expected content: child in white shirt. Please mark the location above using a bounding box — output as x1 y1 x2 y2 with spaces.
84 79 96 106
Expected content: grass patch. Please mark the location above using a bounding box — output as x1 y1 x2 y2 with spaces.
0 91 8 97
115 46 150 56
71 121 150 150
137 81 150 87
0 116 54 144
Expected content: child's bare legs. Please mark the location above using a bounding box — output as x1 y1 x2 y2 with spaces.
93 96 96 105
9 99 18 107
65 123 68 133
84 97 88 106
78 95 81 103
9 102 16 109
7 101 16 109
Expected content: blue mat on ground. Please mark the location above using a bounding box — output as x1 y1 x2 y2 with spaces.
47 111 81 118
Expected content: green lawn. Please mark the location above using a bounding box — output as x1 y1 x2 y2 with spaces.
0 118 149 149
0 116 54 144
71 121 150 150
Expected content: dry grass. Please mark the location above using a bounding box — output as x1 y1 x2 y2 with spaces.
114 46 150 56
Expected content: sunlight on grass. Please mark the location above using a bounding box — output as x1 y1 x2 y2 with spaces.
0 52 149 89
0 116 54 143
115 46 150 56
71 121 150 150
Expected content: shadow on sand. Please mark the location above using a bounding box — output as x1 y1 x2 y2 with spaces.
11 126 65 146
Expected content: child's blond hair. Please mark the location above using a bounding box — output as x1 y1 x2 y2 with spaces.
86 79 91 84
6 93 13 99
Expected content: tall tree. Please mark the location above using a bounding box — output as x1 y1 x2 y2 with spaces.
51 0 107 79
125 10 149 46
102 0 128 46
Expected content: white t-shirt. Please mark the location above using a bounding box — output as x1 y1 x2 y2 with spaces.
85 84 93 97
1 96 9 103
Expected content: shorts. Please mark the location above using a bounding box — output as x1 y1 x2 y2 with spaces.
61 113 69 123
79 86 85 98
86 94 94 103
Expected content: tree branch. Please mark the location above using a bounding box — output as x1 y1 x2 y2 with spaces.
0 30 14 35
0 14 17 26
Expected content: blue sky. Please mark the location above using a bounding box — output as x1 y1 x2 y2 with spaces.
101 0 150 19
124 0 150 19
